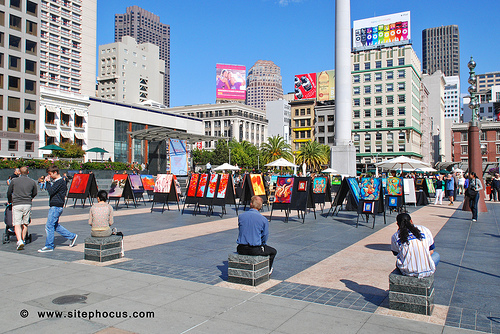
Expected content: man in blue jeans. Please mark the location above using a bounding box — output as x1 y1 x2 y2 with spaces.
38 165 77 252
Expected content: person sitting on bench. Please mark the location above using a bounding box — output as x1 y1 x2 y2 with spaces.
89 190 114 237
390 212 440 278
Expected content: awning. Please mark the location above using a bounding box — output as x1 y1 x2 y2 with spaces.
129 127 225 143
74 132 85 140
60 131 72 138
75 109 86 117
61 108 72 115
45 129 57 137
46 105 58 113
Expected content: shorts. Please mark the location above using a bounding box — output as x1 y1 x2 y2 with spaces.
12 204 32 226
447 190 455 197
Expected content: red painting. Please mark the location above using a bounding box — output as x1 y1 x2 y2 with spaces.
109 174 128 197
275 177 294 203
217 174 229 198
250 174 266 196
69 174 89 194
154 174 173 193
140 175 155 191
196 174 208 197
187 174 199 197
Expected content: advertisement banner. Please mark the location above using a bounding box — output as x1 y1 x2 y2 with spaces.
316 70 335 101
353 11 411 52
216 64 246 101
294 73 316 100
169 139 188 176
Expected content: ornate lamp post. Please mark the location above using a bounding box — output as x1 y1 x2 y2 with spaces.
466 57 488 212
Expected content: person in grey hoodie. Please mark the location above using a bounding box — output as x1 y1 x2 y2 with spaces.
7 166 37 250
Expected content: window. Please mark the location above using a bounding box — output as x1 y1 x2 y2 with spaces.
387 59 393 67
398 107 406 115
26 20 36 36
375 121 382 128
376 109 382 117
9 14 21 30
375 96 382 105
364 121 371 129
25 79 36 94
364 109 371 117
9 55 20 71
9 34 21 51
375 84 382 93
327 115 334 122
317 116 324 122
387 133 394 141
353 122 360 129
26 1 37 16
24 119 35 133
463 145 469 155
353 110 360 118
398 82 406 91
364 97 371 106
75 115 84 128
7 117 19 131
8 76 20 91
25 99 36 114
318 126 324 133
364 86 371 94
387 83 394 92
387 108 394 116
25 39 36 55
398 58 405 66
364 74 371 82
353 64 360 71
398 144 405 151
376 145 382 153
398 120 406 127
398 95 406 103
353 75 360 83
375 61 382 69
387 145 394 152
365 133 371 140
353 99 360 107
365 146 371 153
480 132 486 141
8 140 18 151
364 62 370 70
353 134 360 141
375 72 382 81
376 133 382 140
353 87 360 95
387 120 394 128
398 69 406 78
387 71 394 80
386 96 394 104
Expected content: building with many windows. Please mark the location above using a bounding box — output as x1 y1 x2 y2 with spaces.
115 6 170 106
422 25 460 77
173 103 268 148
266 99 291 144
452 121 500 165
315 102 335 146
290 99 316 151
0 0 40 158
422 70 446 163
476 72 500 91
40 0 96 96
351 45 423 165
97 36 165 104
444 76 460 122
246 60 283 112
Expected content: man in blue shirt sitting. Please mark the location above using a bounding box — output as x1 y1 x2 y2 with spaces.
237 196 277 274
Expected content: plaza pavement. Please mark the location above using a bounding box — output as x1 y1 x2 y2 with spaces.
0 192 498 334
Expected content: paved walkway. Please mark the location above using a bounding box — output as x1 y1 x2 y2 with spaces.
0 195 498 333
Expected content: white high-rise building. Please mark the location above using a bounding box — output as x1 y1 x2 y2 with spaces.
444 76 460 122
266 100 291 144
97 36 165 104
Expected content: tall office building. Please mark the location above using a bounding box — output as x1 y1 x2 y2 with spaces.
246 60 283 111
97 36 165 104
115 6 170 106
477 72 500 91
444 76 460 122
0 0 40 158
422 25 460 77
40 0 96 96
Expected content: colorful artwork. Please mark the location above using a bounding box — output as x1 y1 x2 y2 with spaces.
346 178 361 203
360 178 381 201
426 179 435 194
140 175 155 191
387 177 403 196
196 174 208 197
217 174 229 198
109 174 128 197
270 175 278 185
129 175 144 192
69 173 89 194
275 177 294 204
154 174 173 193
297 180 307 192
313 177 327 194
362 201 374 213
169 139 188 175
388 196 398 207
187 174 199 197
206 174 219 198
415 179 424 186
332 176 342 186
250 174 266 196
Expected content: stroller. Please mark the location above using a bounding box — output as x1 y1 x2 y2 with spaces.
3 203 32 244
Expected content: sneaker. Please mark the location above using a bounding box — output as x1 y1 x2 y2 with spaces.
449 202 453 205
17 241 25 251
69 234 78 247
38 246 53 253
269 267 274 276
472 219 477 222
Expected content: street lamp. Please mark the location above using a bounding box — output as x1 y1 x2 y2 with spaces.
466 57 487 213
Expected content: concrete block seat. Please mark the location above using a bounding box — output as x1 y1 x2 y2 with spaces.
389 269 434 315
84 235 123 262
227 253 269 286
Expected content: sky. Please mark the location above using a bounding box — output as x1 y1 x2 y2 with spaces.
97 0 500 108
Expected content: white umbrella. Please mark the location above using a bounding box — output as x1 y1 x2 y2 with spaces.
413 167 437 173
321 168 339 174
453 168 464 173
375 156 431 171
264 158 297 168
213 163 240 171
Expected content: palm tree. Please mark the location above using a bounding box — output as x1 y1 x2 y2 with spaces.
260 135 293 164
295 141 329 172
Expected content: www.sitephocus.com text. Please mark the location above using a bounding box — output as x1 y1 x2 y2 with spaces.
20 309 154 320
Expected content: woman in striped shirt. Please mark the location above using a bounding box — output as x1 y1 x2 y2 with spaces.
390 213 440 278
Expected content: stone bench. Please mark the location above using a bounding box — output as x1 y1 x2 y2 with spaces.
84 235 123 262
389 269 434 315
227 253 269 286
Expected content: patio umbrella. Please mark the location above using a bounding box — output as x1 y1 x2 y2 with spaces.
213 163 240 171
413 167 437 173
39 144 65 151
86 147 108 162
264 158 297 168
321 167 339 174
375 156 430 172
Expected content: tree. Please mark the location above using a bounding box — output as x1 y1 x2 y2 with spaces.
191 148 213 165
212 140 229 165
53 141 85 159
295 141 329 172
260 135 293 164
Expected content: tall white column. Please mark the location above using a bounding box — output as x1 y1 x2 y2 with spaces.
334 0 352 145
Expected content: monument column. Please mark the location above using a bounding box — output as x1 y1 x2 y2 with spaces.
332 0 356 176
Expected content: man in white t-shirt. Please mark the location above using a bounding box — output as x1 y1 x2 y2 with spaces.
390 212 440 278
